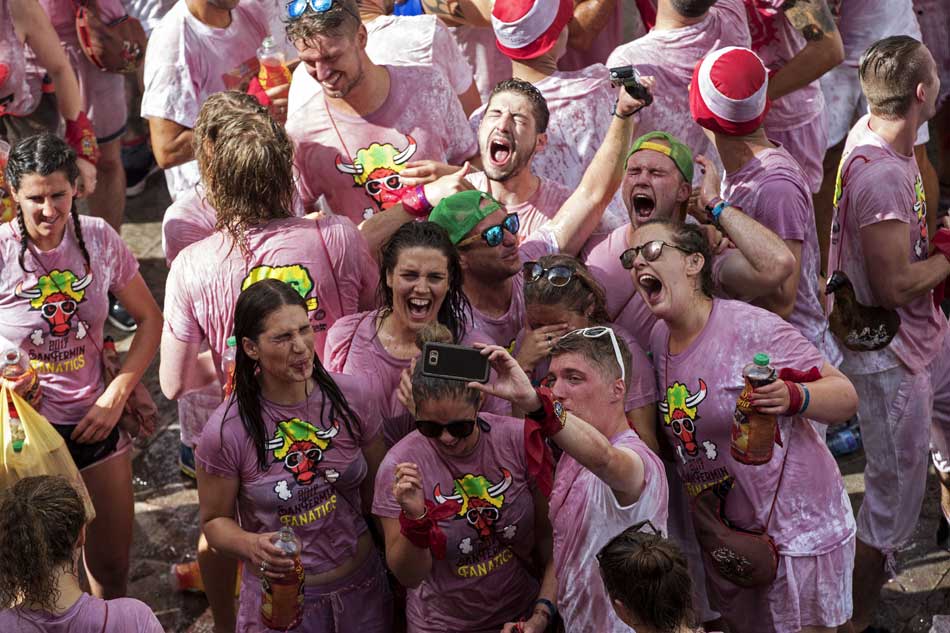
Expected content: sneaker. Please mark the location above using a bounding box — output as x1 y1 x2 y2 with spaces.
122 141 159 198
179 443 196 479
107 293 137 332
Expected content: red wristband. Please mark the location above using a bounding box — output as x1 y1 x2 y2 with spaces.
525 387 566 437
398 499 459 560
246 76 271 107
934 228 950 263
401 184 431 217
782 380 802 415
65 111 99 166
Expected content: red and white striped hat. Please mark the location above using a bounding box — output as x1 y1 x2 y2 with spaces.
492 0 573 61
689 46 771 136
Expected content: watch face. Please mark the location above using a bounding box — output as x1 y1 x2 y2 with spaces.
554 401 565 421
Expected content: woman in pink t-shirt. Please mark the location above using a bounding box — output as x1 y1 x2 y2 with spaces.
629 220 858 633
518 254 659 451
0 476 165 633
196 279 391 633
1 134 162 598
373 324 555 633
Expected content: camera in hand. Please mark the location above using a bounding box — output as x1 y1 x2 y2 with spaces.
609 65 653 106
421 342 490 383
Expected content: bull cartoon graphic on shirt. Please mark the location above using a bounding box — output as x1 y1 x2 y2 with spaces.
659 380 718 465
434 469 516 550
241 264 321 315
335 135 418 219
15 269 91 344
267 418 339 487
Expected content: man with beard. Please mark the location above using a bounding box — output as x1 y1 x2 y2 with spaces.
285 0 478 225
584 130 795 349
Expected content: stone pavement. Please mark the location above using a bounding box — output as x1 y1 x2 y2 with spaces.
112 174 949 633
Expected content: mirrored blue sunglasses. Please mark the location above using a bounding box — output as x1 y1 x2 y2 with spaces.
286 0 358 20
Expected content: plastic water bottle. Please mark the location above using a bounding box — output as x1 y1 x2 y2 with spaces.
2 348 41 452
826 422 861 457
731 353 778 465
261 526 304 631
257 36 291 91
222 336 237 398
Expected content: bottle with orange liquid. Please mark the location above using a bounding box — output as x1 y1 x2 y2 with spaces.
261 526 304 631
257 36 291 91
2 348 41 453
222 336 237 398
730 353 778 465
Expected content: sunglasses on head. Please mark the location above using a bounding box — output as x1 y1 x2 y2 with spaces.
523 261 575 287
415 418 476 439
286 0 359 21
619 240 691 269
561 326 626 384
458 213 520 248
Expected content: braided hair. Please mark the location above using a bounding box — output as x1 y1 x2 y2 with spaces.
228 279 364 470
5 134 91 273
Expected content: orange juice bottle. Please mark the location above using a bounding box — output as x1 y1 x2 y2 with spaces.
222 336 237 397
261 526 304 630
257 37 291 91
730 353 778 465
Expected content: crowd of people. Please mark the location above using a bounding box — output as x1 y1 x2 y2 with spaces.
0 0 949 632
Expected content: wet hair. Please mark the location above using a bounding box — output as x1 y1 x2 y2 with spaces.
377 221 472 343
638 219 714 298
488 78 550 133
229 279 363 470
669 0 717 18
4 134 90 273
286 0 360 44
0 476 86 611
523 254 611 324
859 36 931 118
410 323 482 409
550 327 632 392
597 527 694 633
193 91 294 255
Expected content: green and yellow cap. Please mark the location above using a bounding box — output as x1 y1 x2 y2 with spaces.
429 190 502 245
626 131 694 184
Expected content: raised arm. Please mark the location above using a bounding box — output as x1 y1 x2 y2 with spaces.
768 0 844 100
566 0 618 52
381 462 434 588
421 0 491 26
547 82 652 255
861 223 950 308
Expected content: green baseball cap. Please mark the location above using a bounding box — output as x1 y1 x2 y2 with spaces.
429 190 502 245
626 131 694 184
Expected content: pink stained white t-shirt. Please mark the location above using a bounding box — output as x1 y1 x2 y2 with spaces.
449 24 512 103
0 217 139 426
606 0 751 185
465 171 571 241
470 232 558 352
287 64 477 223
558 0 647 71
469 65 628 234
550 429 668 633
323 308 509 447
721 144 840 365
141 0 268 200
372 414 543 633
0 594 165 633
828 115 947 376
584 224 657 350
196 373 382 579
0 0 37 118
650 299 856 556
163 216 378 377
287 14 475 116
161 184 217 266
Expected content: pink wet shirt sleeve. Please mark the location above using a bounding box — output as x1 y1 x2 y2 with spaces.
195 407 244 479
163 252 205 343
98 221 140 293
850 161 914 228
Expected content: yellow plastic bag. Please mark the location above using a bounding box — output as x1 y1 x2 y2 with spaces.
0 384 96 522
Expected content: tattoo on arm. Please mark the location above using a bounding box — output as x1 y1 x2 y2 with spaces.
782 0 837 42
422 0 465 20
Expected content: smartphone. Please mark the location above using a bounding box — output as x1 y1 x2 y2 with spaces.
608 65 654 106
421 342 490 383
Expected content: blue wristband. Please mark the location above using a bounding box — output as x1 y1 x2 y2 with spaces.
799 384 810 415
711 200 730 223
533 598 557 622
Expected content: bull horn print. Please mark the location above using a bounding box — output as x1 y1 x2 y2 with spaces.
315 421 339 440
487 469 513 498
392 135 417 165
266 437 285 450
684 379 708 409
334 155 363 175
14 283 41 300
657 400 669 414
434 483 462 505
71 273 93 292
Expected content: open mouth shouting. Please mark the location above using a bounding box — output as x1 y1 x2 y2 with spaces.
631 192 656 224
488 135 513 168
636 272 664 306
406 296 433 321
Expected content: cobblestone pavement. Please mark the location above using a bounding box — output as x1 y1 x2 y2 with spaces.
114 174 949 633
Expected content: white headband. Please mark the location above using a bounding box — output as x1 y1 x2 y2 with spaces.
697 46 768 123
492 0 559 50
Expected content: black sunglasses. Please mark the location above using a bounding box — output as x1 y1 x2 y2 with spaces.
619 240 691 269
523 261 575 286
415 418 477 439
459 213 520 248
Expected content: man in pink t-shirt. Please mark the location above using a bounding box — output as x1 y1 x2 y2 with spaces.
142 0 269 200
742 0 843 194
690 46 839 365
285 0 477 224
825 37 950 631
606 0 750 186
557 0 647 71
484 0 628 238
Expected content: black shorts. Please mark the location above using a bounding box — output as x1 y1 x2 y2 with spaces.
52 423 121 471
